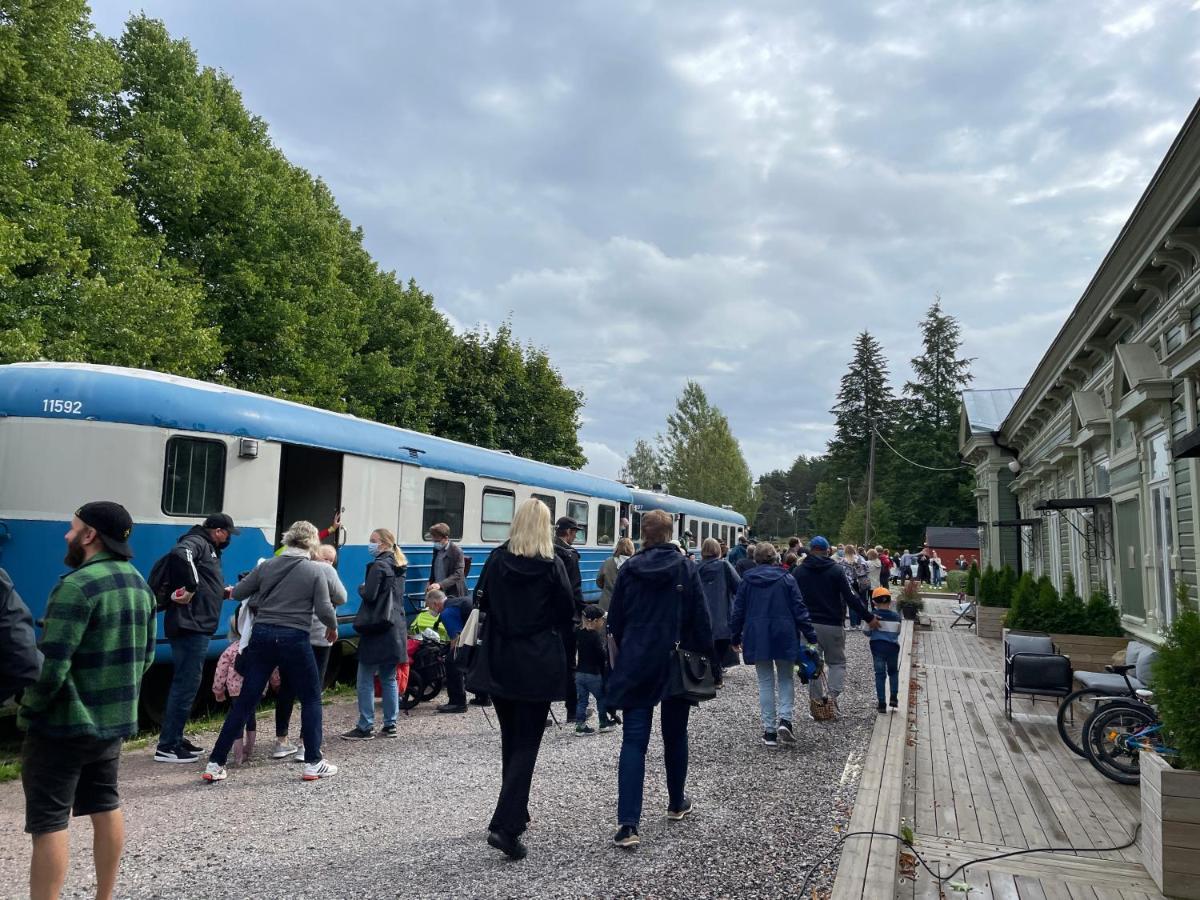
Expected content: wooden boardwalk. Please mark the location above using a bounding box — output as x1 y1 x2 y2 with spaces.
835 598 1165 899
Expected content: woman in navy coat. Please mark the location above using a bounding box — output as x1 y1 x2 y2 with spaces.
731 543 818 748
606 510 713 850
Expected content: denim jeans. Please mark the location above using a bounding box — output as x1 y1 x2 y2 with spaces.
617 699 690 827
159 632 211 749
357 661 398 731
211 624 323 765
275 645 331 737
575 671 606 723
871 642 900 703
755 659 794 729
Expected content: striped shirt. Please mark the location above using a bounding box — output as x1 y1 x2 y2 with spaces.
19 552 157 739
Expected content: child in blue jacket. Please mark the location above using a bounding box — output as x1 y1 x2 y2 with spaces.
867 587 902 713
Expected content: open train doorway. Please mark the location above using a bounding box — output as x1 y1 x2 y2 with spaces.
276 444 343 549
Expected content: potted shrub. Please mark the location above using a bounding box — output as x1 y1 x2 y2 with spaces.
975 565 1013 639
1140 596 1200 899
899 578 924 620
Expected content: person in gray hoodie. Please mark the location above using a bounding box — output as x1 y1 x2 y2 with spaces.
202 521 337 783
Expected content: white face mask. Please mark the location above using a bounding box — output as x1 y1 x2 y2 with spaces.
367 541 381 555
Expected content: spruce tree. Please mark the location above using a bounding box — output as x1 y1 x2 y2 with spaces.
905 296 975 430
828 331 895 477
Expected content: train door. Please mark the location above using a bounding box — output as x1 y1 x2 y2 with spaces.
275 444 344 547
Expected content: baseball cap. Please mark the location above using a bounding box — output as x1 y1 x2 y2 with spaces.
582 605 605 621
810 536 831 552
76 501 135 559
871 587 893 600
555 516 580 532
203 513 241 535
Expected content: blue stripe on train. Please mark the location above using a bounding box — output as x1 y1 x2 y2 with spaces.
0 519 605 662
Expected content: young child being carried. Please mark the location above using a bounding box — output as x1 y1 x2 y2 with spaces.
574 605 612 736
212 604 280 763
867 587 902 713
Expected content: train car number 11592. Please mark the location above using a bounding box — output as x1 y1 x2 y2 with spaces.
42 399 84 414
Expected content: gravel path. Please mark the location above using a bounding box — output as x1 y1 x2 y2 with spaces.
0 635 879 899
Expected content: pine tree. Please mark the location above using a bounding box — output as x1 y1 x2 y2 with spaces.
828 332 895 477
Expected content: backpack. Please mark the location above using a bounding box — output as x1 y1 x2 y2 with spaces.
147 540 200 611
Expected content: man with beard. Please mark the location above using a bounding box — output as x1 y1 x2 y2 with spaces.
154 513 238 763
20 502 156 900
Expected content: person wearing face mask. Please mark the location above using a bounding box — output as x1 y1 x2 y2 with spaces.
428 523 483 709
155 513 238 764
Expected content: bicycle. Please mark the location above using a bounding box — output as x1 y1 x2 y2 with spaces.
1081 688 1178 785
1056 661 1142 758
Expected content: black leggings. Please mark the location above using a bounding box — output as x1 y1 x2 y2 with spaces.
275 644 332 738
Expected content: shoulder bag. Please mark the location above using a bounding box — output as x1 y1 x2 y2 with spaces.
667 559 717 703
353 564 395 636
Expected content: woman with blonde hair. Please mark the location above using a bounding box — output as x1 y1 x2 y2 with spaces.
342 527 408 741
467 498 574 860
203 521 338 782
596 537 635 612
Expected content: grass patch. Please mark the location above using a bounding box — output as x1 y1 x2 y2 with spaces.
0 760 20 782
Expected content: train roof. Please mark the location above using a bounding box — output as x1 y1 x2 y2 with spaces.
0 362 630 501
629 487 746 525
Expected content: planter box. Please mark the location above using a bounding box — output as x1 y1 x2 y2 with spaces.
1140 751 1200 899
977 605 1006 639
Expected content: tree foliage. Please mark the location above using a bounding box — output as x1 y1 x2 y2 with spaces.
0 6 585 467
752 455 828 539
620 439 663 488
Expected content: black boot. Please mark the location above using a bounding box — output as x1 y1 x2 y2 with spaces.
487 829 528 860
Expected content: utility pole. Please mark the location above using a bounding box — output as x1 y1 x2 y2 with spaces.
864 429 877 546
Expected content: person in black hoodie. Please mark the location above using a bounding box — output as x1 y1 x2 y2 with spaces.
792 536 878 716
0 567 40 704
155 513 238 763
553 516 586 723
467 499 574 861
606 509 713 850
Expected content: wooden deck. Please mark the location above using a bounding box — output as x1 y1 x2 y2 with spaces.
835 598 1165 900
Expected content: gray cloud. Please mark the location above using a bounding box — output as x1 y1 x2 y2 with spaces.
90 0 1200 476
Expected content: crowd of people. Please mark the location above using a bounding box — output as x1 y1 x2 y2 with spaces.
0 500 914 896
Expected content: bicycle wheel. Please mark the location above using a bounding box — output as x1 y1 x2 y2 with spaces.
1057 689 1119 757
1082 701 1157 785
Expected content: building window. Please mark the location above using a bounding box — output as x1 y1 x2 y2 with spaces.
567 499 589 544
532 493 556 519
1147 432 1177 626
422 478 465 540
481 489 515 543
597 504 616 545
162 437 226 516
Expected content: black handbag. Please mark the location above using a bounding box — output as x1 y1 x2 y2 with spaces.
668 645 717 703
353 570 395 636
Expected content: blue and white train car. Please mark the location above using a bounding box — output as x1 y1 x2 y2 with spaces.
0 363 746 674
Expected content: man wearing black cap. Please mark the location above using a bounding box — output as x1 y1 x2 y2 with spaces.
154 513 238 763
554 516 586 723
19 501 156 900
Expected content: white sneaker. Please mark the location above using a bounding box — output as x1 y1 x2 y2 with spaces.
289 744 306 763
302 759 338 781
202 762 227 782
272 741 298 759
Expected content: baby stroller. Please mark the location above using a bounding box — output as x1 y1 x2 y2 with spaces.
398 630 449 710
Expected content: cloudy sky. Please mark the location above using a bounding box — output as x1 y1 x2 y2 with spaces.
90 1 1200 478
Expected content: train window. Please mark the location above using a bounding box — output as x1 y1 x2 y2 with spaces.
597 505 616 545
721 525 729 545
422 478 465 540
481 488 515 542
701 522 709 541
567 499 589 544
631 511 642 543
162 437 226 517
532 493 556 518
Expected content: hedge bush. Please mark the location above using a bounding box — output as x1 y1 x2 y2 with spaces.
1154 606 1200 770
1004 573 1124 636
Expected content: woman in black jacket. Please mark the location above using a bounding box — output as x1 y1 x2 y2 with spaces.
342 528 408 741
467 498 574 860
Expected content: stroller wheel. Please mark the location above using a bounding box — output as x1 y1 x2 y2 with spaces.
399 670 424 711
420 677 443 701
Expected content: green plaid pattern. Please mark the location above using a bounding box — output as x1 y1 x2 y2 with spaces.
20 552 157 739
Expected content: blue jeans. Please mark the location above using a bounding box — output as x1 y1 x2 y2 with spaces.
755 659 794 729
357 661 399 731
159 632 211 749
575 671 606 724
211 624 323 765
617 699 690 827
872 642 900 704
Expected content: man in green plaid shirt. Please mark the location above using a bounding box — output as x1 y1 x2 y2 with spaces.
19 501 156 900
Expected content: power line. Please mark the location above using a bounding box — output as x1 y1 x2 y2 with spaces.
872 426 971 473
